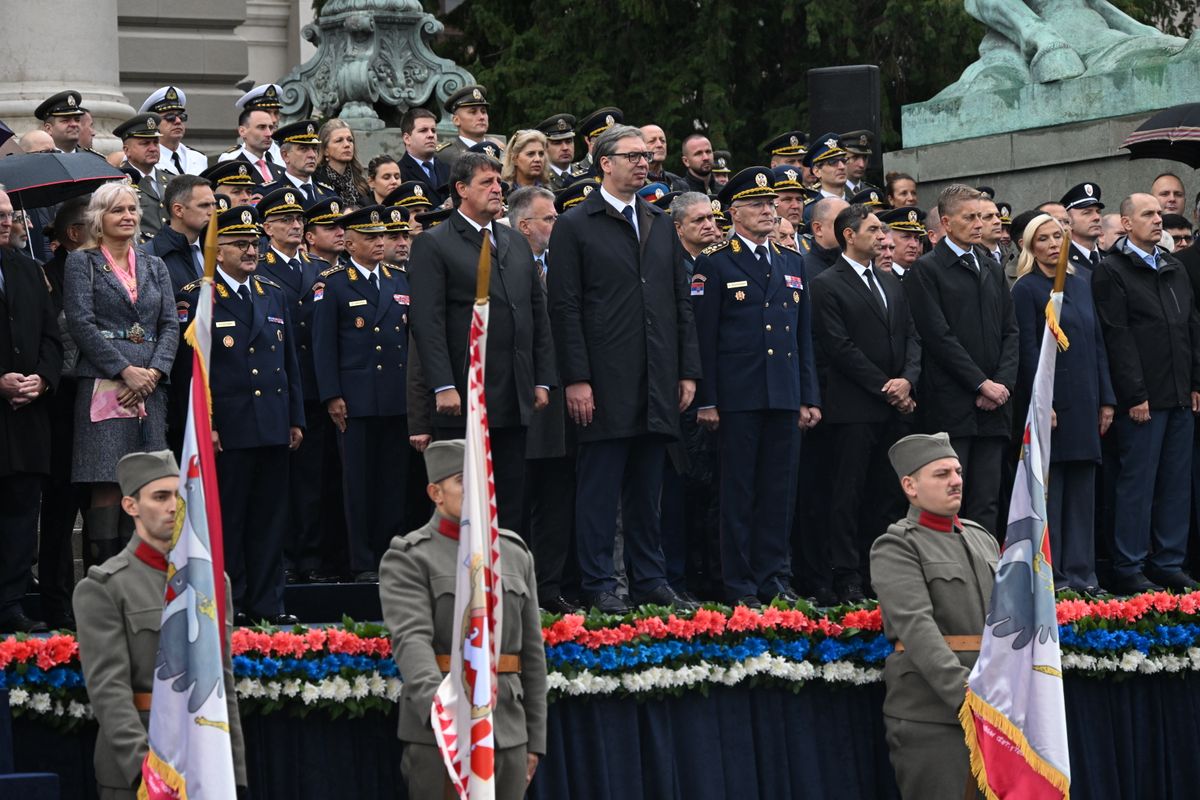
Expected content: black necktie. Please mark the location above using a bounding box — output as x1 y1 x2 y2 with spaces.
422 161 435 182
172 151 184 174
302 184 314 202
864 266 888 315
1090 250 1100 269
191 244 203 276
621 205 636 227
754 245 769 264
288 258 301 273
369 272 379 291
237 285 251 304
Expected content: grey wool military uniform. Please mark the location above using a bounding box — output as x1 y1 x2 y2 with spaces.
73 535 247 799
870 505 998 799
379 512 548 799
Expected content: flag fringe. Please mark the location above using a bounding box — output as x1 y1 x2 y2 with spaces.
1043 297 1070 351
959 689 1071 800
137 746 190 800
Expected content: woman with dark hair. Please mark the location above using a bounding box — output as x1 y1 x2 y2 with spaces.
885 172 918 208
367 155 402 205
314 118 369 204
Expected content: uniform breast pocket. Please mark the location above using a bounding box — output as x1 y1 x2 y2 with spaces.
126 607 162 635
923 561 968 608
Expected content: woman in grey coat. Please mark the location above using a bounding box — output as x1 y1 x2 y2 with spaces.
64 182 179 565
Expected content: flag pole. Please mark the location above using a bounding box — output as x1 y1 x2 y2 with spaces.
1051 221 1070 293
475 235 492 304
196 209 226 647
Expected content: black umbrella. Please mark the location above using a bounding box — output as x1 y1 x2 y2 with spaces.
0 151 126 208
1122 103 1200 169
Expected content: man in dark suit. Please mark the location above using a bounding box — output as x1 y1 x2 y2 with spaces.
409 152 555 536
0 188 63 632
547 124 702 613
904 184 1019 536
691 167 820 606
812 204 921 603
399 108 450 207
176 204 304 624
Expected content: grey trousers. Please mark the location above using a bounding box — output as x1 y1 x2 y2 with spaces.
884 715 981 799
401 742 528 800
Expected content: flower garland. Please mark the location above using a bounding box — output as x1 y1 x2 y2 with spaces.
6 592 1200 728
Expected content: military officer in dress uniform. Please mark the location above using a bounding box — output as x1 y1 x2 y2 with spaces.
201 160 262 207
139 86 208 176
763 130 807 169
1062 181 1105 276
711 150 732 189
805 134 852 202
878 206 927 280
691 167 820 606
840 130 881 196
379 439 547 800
114 113 170 239
537 113 578 189
567 106 623 181
435 84 492 171
34 90 91 155
870 432 998 800
773 165 809 253
218 84 285 167
73 450 247 799
177 205 304 624
258 120 338 204
313 206 411 583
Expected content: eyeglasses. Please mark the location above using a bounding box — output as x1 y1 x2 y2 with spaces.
608 151 653 165
269 214 305 226
1176 234 1194 245
222 239 259 253
534 214 558 224
162 112 188 123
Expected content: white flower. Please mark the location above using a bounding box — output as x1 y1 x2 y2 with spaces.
265 682 282 701
386 677 404 701
367 674 387 696
9 688 28 707
301 683 321 705
30 693 51 713
352 675 370 700
68 701 89 719
282 679 301 697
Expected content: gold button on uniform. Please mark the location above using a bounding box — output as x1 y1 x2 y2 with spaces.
254 389 262 397
251 368 258 375
767 348 774 356
765 324 772 331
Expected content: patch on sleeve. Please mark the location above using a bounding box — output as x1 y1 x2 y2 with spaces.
176 300 190 323
690 273 706 296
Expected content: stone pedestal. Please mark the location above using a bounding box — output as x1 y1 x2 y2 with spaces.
355 129 407 164
0 0 134 152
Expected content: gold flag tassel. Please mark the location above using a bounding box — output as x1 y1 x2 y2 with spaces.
1044 224 1072 352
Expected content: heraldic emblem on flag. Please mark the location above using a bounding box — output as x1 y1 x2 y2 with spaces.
431 231 504 799
960 236 1071 799
139 214 238 799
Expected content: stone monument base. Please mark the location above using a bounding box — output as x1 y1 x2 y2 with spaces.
354 129 408 165
884 111 1194 219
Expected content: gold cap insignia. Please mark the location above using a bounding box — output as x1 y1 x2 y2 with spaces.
711 199 722 213
654 188 664 199
391 210 403 222
858 134 869 147
583 185 594 196
307 123 315 135
331 201 340 214
218 197 230 211
147 117 157 130
414 184 424 196
167 87 178 100
67 95 77 108
285 191 296 206
908 210 918 223
717 157 727 169
785 169 798 183
754 172 768 188
265 86 277 98
1085 184 1094 196
824 138 837 149
870 192 879 202
557 118 569 131
789 135 799 147
605 114 615 127
241 210 253 224
370 210 380 223
237 164 247 176
472 88 482 100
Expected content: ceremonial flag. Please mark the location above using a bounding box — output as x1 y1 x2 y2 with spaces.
139 213 237 799
431 237 503 799
960 236 1071 799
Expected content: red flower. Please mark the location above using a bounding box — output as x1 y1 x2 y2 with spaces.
839 608 882 632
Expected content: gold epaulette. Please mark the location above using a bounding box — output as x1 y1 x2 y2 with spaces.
435 141 452 152
320 264 346 278
181 279 202 292
701 240 730 256
223 144 240 154
254 275 281 290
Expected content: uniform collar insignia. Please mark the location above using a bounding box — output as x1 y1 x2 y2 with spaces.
134 540 168 571
917 510 962 533
436 515 460 540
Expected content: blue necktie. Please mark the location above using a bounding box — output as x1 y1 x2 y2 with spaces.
288 258 301 273
422 161 435 182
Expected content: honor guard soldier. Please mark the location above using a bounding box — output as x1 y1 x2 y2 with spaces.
140 85 209 176
878 206 927 280
870 432 998 799
1061 181 1105 274
219 84 285 167
73 450 248 800
259 120 338 204
691 167 821 606
711 150 732 189
34 90 92 155
840 130 880 196
313 206 412 582
177 205 305 624
436 84 491 170
568 106 623 180
114 113 171 239
379 439 547 800
537 113 578 189
201 160 262 207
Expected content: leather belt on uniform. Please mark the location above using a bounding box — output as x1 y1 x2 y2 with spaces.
435 654 522 673
133 692 152 711
892 635 982 653
99 323 156 344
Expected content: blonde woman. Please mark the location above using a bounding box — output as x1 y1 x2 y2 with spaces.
64 181 179 565
502 129 549 189
1011 214 1114 594
314 118 369 204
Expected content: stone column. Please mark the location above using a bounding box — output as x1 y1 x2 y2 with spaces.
236 0 293 89
0 0 135 151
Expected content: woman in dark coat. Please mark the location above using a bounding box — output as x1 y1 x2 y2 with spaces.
1011 213 1115 593
64 182 179 565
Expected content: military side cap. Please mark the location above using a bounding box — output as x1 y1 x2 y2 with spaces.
1060 182 1104 210
275 119 321 145
719 166 778 206
975 185 996 200
850 188 886 208
888 432 958 479
712 150 733 174
201 160 260 187
341 204 390 233
536 113 577 142
114 113 162 140
236 84 282 111
140 86 186 114
578 107 623 139
803 133 848 168
305 197 345 227
554 179 598 213
839 130 873 156
258 187 306 218
117 450 179 497
445 84 489 113
996 202 1013 225
467 140 503 160
638 182 672 204
215 204 262 236
35 90 86 120
763 130 807 157
383 181 436 210
879 205 926 234
772 166 807 192
425 439 465 483
384 206 411 232
415 207 453 229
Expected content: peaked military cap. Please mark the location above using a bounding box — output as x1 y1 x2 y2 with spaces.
118 167 143 194
839 130 874 156
996 201 1013 225
652 191 682 212
383 181 436 210
763 130 807 157
889 432 959 479
236 84 282 111
467 140 503 160
1060 182 1104 210
554 178 598 213
578 107 623 139
341 205 390 233
425 439 465 483
637 182 672 203
383 206 411 233
414 207 453 230
718 166 778 206
772 165 807 192
802 133 848 168
35 90 86 120
305 197 345 227
201 160 260 188
114 113 163 140
975 185 996 200
214 204 262 236
275 119 321 145
712 150 733 174
536 113 577 142
849 188 886 208
140 86 186 115
258 187 306 219
445 84 489 113
117 450 179 497
214 194 232 213
878 205 927 234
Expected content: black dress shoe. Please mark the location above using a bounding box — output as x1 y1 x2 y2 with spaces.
836 583 867 605
587 591 632 615
1108 572 1163 596
1079 586 1114 599
302 568 341 584
677 590 702 605
45 612 76 630
808 587 838 607
271 613 300 626
542 595 585 615
633 585 698 611
0 612 48 634
353 571 379 584
1146 570 1200 592
233 612 253 627
733 595 762 609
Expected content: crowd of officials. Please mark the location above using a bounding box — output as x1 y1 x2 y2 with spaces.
2 81 1200 633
